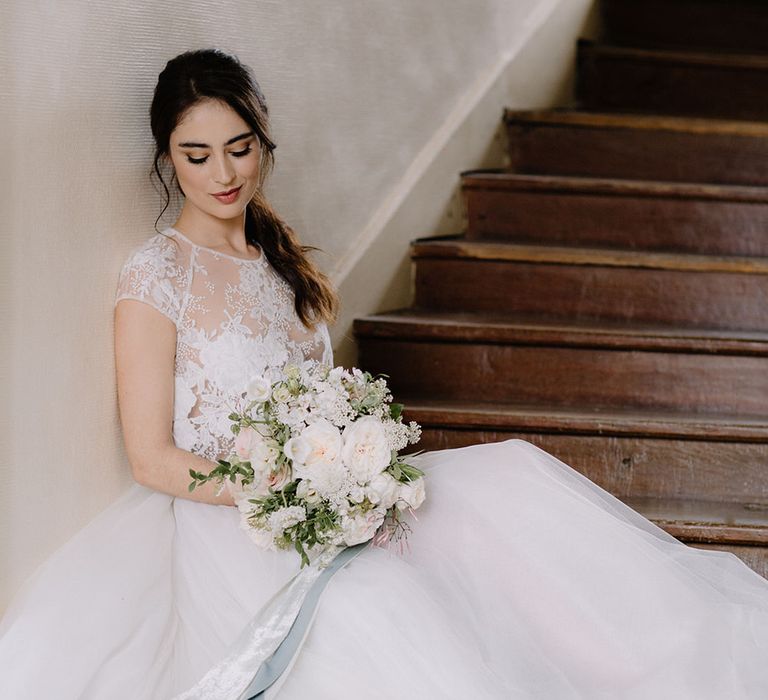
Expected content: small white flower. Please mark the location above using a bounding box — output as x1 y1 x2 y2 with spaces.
396 477 426 511
284 436 312 465
268 505 307 535
367 472 400 509
273 385 292 403
348 485 365 504
246 375 272 402
296 479 322 505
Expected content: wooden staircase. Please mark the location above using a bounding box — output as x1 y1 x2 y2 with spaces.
353 0 768 577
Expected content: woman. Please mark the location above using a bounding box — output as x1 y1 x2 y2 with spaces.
1 48 768 699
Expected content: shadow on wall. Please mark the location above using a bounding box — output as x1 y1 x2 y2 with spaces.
331 0 599 368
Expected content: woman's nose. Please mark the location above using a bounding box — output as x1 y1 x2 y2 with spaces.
213 156 235 186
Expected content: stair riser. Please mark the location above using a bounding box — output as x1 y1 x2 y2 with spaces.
602 0 768 54
577 45 768 121
465 186 768 256
507 121 768 186
358 339 768 414
414 258 768 330
410 429 768 503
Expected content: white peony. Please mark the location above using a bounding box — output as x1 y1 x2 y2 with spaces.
341 416 391 485
246 375 272 402
366 471 401 509
396 477 427 511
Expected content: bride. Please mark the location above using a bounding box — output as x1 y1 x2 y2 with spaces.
1 48 768 699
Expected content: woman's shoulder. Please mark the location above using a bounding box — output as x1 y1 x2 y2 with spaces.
114 229 191 323
120 229 188 270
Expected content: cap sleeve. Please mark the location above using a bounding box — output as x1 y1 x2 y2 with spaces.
114 233 189 325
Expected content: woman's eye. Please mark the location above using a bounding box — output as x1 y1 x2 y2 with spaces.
231 146 252 158
186 155 208 165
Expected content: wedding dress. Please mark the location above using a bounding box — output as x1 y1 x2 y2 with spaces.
2 226 768 699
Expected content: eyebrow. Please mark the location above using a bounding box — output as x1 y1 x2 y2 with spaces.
177 131 254 148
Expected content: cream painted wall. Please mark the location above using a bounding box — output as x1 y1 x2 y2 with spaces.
0 0 596 608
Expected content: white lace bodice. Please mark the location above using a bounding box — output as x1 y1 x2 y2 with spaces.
114 227 333 462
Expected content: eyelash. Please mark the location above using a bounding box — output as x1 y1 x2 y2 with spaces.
186 145 252 165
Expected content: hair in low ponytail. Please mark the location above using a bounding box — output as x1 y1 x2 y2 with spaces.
150 48 339 327
245 191 338 326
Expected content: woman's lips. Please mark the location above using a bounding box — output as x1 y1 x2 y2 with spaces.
211 186 242 204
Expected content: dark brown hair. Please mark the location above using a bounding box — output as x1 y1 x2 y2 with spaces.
150 48 338 327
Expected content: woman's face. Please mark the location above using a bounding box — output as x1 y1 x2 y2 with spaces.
168 98 261 228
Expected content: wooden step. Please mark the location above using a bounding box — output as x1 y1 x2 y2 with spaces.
504 109 768 186
602 0 768 54
577 40 768 121
355 311 768 414
626 498 768 579
399 400 768 504
411 239 768 330
462 171 768 256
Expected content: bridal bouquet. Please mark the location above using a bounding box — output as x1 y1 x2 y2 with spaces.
189 363 425 565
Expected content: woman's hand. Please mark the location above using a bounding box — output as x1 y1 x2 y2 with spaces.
114 298 234 506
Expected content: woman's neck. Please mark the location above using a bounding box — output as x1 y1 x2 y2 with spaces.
173 207 253 258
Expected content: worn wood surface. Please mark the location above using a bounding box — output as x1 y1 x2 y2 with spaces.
505 109 768 186
577 40 768 121
353 2 768 581
356 312 768 354
462 173 768 255
412 253 768 330
404 421 768 504
399 399 768 441
602 0 768 54
358 336 768 414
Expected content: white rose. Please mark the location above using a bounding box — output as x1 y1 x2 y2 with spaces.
341 416 391 484
340 510 385 546
367 472 400 509
293 419 343 470
396 477 426 511
246 375 272 402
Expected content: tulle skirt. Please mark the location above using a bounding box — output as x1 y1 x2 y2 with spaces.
2 439 768 699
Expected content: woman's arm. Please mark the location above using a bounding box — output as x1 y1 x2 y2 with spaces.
114 299 234 506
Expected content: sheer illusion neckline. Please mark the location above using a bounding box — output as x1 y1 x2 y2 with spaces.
166 226 266 265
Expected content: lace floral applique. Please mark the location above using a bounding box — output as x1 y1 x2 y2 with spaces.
115 229 333 462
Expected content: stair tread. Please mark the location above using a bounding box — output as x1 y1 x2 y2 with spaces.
460 169 768 203
503 108 768 138
624 497 768 544
399 398 768 441
411 237 768 274
356 310 768 353
578 39 768 71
